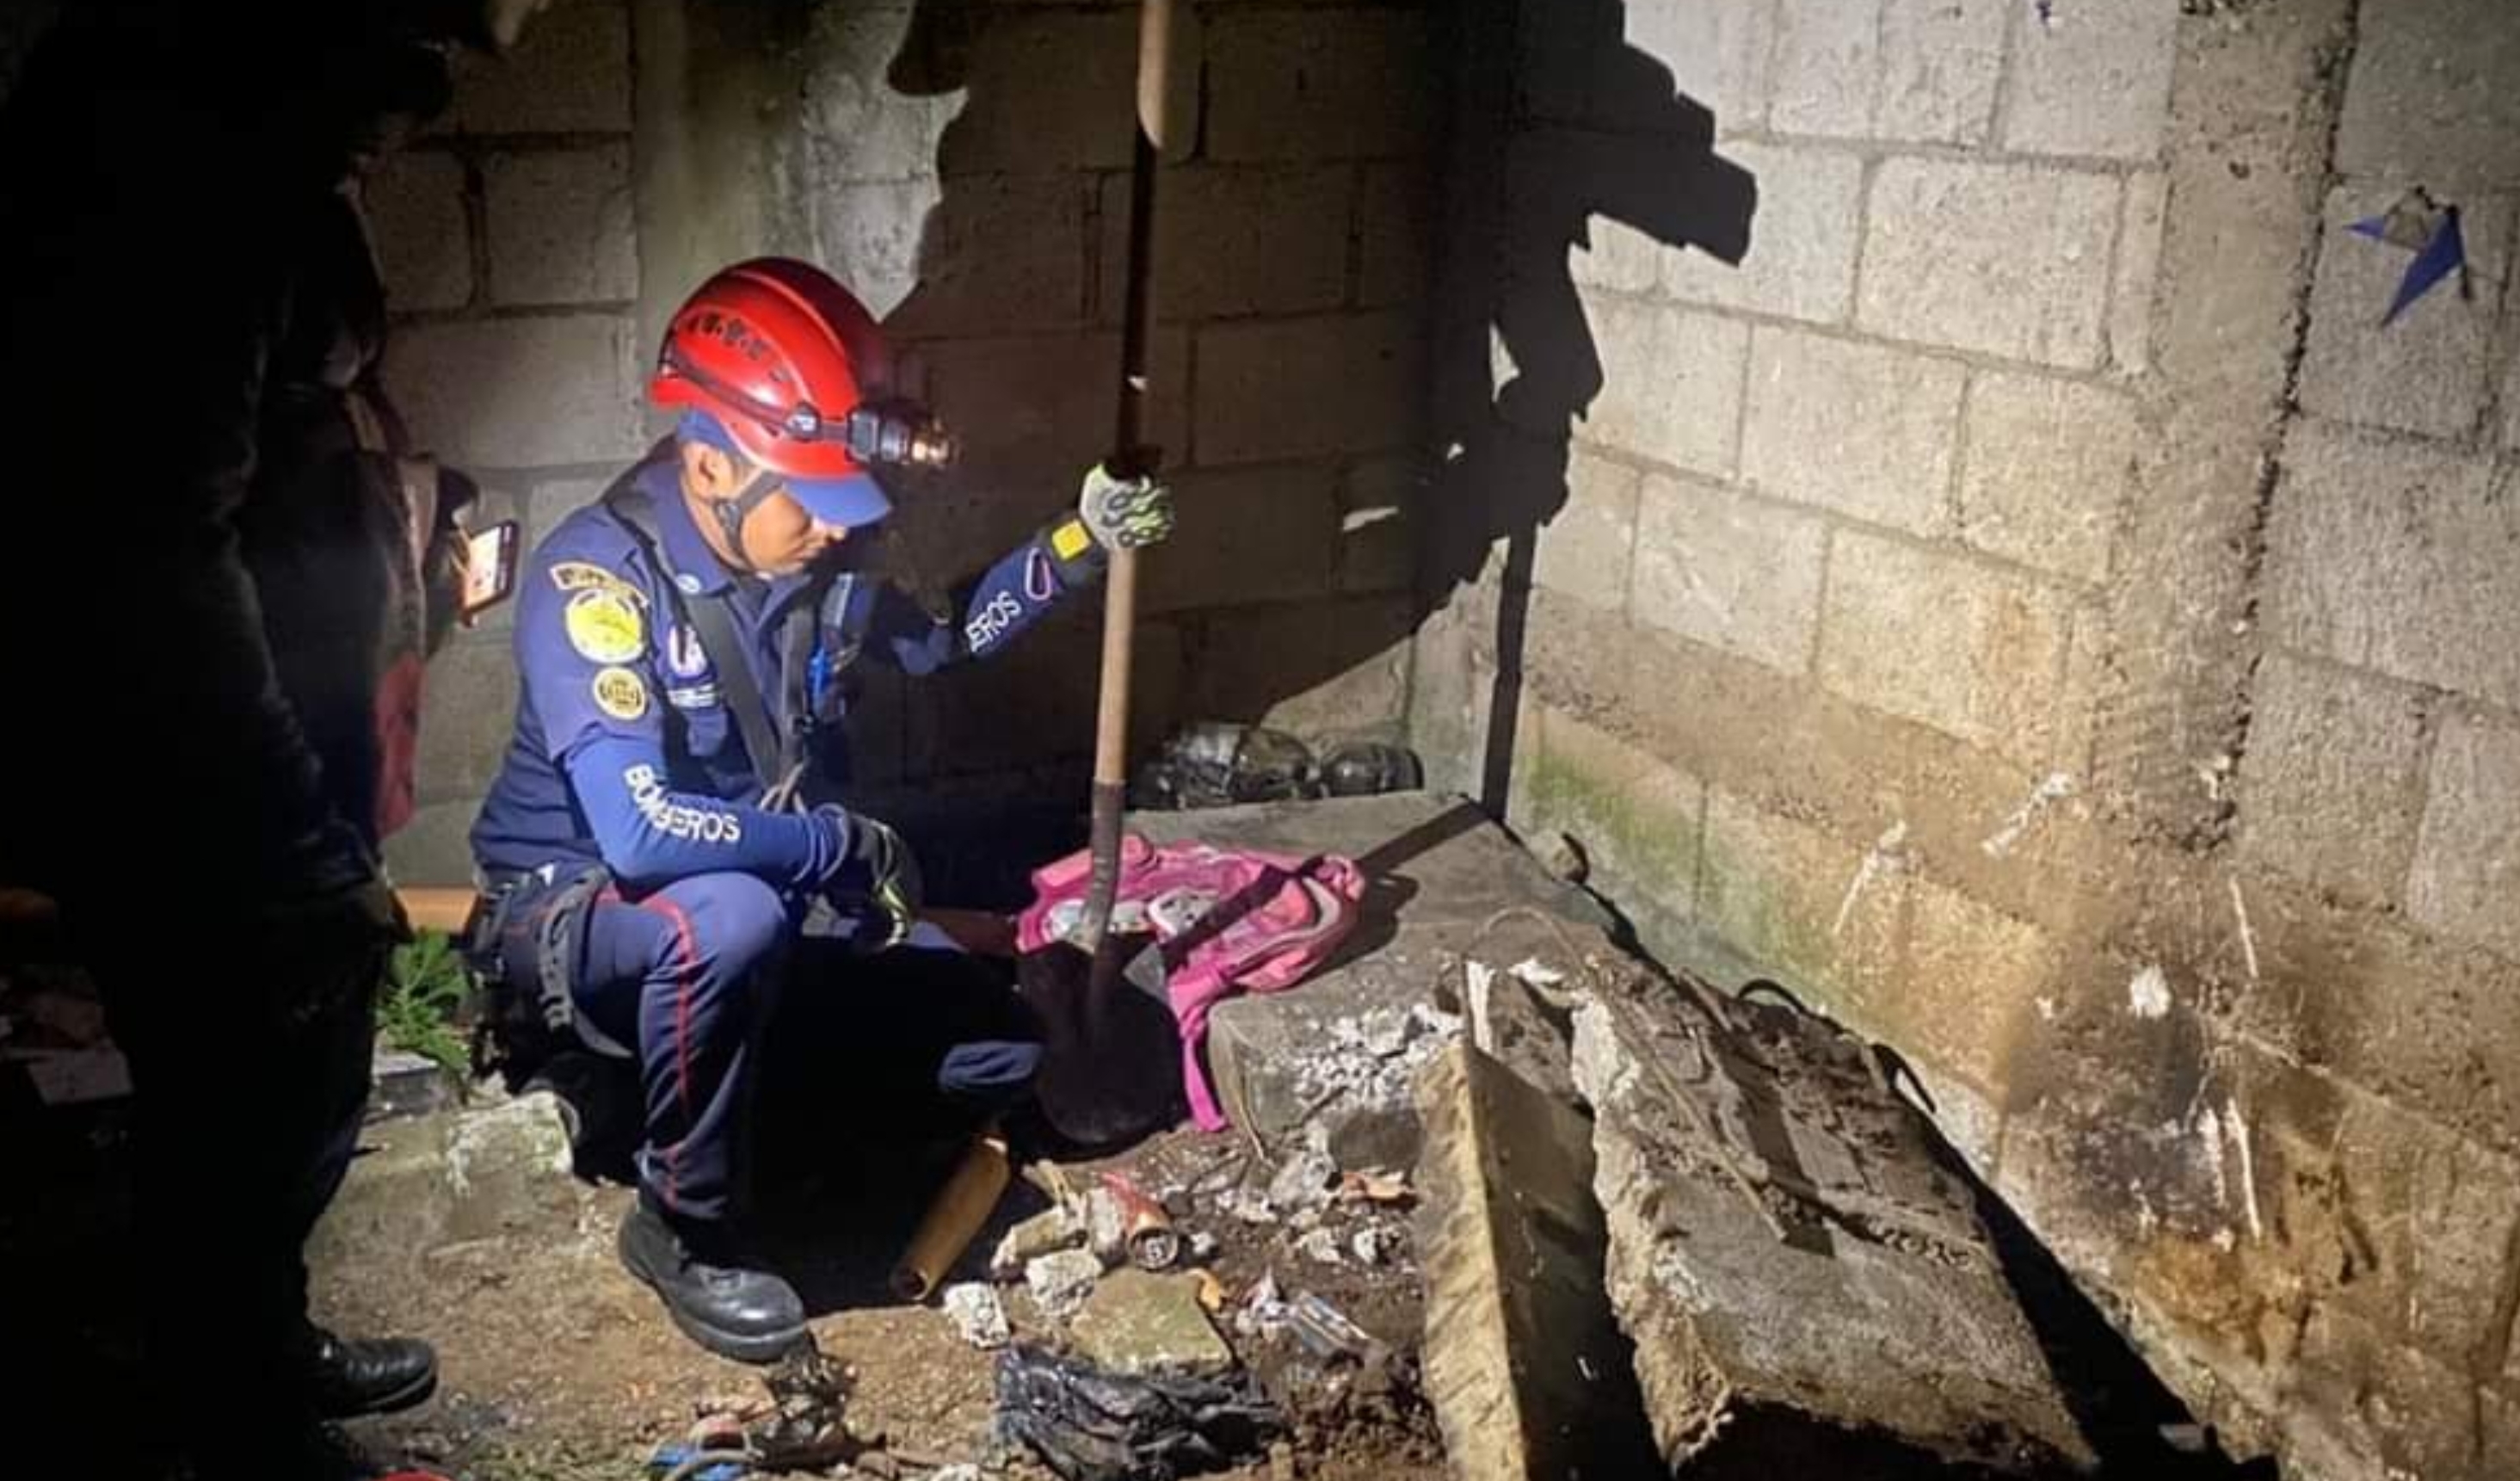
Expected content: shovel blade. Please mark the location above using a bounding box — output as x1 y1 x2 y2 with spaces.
1015 934 1183 1150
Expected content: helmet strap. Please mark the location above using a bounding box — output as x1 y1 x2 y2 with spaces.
711 462 786 574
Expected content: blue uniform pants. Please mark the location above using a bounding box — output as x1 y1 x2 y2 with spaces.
570 873 1042 1226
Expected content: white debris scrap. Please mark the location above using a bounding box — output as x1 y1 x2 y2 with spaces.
941 1281 1011 1349
1026 1249 1106 1318
1291 998 1464 1114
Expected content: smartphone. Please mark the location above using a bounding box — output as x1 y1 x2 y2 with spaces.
459 520 521 620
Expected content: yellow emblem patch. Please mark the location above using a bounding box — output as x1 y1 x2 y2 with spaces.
549 561 644 602
564 589 646 664
1050 519 1094 562
591 666 650 722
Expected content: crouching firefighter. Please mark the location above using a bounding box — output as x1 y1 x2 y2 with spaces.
461 258 1174 1362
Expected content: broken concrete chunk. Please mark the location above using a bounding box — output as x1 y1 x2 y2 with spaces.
1294 1228 1345 1267
942 1281 1011 1350
1414 1042 1660 1481
1570 971 2098 1475
991 1205 1085 1277
1069 1269 1235 1376
1025 1249 1106 1319
1463 956 1580 1107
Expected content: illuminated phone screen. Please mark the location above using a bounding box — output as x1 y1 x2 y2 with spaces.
462 521 520 616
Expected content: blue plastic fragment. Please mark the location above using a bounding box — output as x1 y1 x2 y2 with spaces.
2384 207 2465 325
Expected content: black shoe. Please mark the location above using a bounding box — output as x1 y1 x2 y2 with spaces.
616 1200 807 1364
299 1324 439 1419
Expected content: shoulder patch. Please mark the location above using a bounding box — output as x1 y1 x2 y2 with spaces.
564 589 647 664
591 665 650 721
549 561 647 603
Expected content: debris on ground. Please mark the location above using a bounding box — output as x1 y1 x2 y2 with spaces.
994 1343 1283 1481
1026 1248 1107 1318
1288 1002 1462 1134
941 1281 1012 1350
991 1204 1086 1277
1070 1268 1236 1376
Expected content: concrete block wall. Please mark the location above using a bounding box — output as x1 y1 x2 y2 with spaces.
1411 2 2520 1477
373 0 1435 882
373 0 645 886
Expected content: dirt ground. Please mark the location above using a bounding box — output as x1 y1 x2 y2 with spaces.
321 1120 1445 1481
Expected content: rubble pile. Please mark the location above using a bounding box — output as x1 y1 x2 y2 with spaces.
1285 1001 1463 1123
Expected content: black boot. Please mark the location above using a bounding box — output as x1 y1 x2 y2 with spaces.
616 1200 806 1363
297 1324 438 1419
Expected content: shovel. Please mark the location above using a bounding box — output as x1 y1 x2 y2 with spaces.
1014 0 1198 1150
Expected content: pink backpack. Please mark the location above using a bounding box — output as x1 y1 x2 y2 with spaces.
1015 836 1366 1130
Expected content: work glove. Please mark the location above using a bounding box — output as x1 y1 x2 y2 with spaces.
1077 465 1175 551
813 804 925 951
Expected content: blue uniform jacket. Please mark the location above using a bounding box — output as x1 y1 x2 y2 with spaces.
471 450 1092 890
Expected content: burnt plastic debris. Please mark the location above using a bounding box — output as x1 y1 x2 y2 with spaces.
1130 724 1421 811
1316 740 1421 799
994 1345 1282 1481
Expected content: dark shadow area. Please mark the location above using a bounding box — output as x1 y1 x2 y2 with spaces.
1420 0 1755 816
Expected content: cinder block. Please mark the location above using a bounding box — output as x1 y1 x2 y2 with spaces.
2326 1091 2520 1365
1357 162 1433 309
1621 0 1774 127
937 11 1136 176
1193 313 1423 465
2408 711 2520 958
384 800 481 889
806 178 934 322
1568 215 1663 297
1767 0 1876 137
2236 655 2429 906
1894 879 2062 1096
2264 419 2520 708
797 7 950 184
527 477 613 557
1958 371 2135 583
1183 597 1414 739
365 151 471 312
1858 159 2119 368
1699 789 1901 1015
1577 292 1747 477
439 0 632 135
1819 531 2073 762
914 328 1188 494
2109 170 2168 376
1660 141 1862 324
1334 456 1420 596
1743 328 1962 536
389 315 643 469
416 637 520 808
1532 447 1640 610
1094 166 1349 322
485 145 636 306
1525 706 1704 921
1630 475 1825 675
1878 0 2006 145
1208 10 1431 163
884 175 1089 337
2297 186 2508 441
1999 0 2178 159
2336 0 2520 191
1138 463 1339 617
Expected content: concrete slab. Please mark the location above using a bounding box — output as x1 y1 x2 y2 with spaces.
1569 967 2098 1475
1414 1043 1660 1481
1128 792 1613 1163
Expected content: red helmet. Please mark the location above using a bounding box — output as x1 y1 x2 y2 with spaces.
650 258 947 527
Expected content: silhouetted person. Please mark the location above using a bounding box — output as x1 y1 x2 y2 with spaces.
0 4 551 1477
